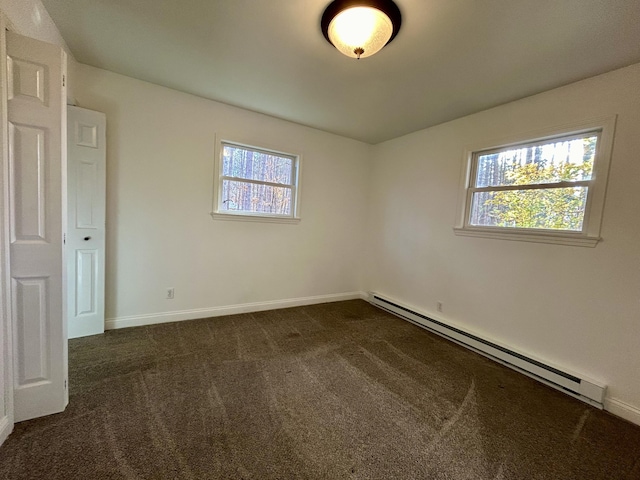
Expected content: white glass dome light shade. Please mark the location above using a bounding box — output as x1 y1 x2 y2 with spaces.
327 6 393 59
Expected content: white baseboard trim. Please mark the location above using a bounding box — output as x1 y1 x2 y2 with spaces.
604 397 640 426
105 291 368 330
368 291 608 408
0 414 13 447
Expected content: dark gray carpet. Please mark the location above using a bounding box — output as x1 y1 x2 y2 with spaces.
1 300 639 479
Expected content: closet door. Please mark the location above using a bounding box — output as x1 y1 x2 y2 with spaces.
67 106 106 339
7 31 68 422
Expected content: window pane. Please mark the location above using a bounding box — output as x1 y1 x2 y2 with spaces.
475 135 597 188
222 144 293 185
469 187 588 231
221 180 292 216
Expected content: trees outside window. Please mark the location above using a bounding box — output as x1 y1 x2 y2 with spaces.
469 135 597 231
212 141 300 222
454 117 616 247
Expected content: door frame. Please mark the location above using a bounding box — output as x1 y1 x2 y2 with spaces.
0 11 15 446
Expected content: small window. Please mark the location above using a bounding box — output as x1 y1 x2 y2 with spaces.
454 117 616 246
212 141 300 222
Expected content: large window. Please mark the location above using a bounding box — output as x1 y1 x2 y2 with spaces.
454 117 616 246
212 141 300 222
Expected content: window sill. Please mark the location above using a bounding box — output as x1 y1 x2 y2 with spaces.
453 227 600 247
210 212 301 224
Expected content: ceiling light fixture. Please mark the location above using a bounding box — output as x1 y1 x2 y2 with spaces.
321 0 402 60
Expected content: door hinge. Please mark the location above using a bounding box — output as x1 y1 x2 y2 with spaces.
63 233 66 245
63 75 66 87
64 379 67 390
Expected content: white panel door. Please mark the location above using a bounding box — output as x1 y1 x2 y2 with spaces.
7 31 68 422
67 106 106 339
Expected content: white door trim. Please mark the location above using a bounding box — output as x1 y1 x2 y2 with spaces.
0 11 15 446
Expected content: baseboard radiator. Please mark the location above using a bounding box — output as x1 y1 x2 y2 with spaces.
369 293 606 408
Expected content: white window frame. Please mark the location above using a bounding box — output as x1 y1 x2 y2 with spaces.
453 116 616 247
211 137 301 223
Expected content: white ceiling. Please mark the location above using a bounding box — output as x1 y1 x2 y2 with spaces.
42 0 640 144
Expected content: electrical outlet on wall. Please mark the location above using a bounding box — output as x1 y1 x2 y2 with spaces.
437 301 443 313
166 288 175 299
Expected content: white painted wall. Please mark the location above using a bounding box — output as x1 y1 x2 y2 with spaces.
367 63 640 421
73 64 370 325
